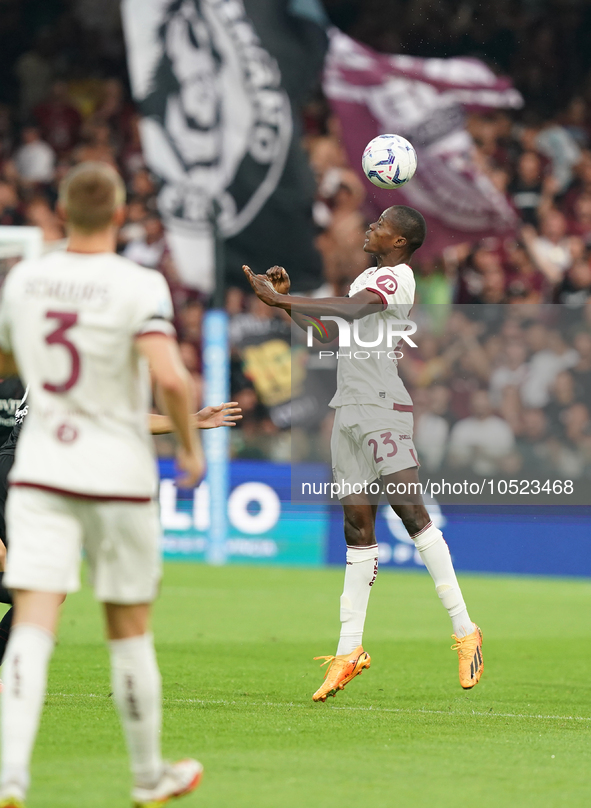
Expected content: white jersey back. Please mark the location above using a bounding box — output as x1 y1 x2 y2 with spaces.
0 251 175 499
329 263 415 410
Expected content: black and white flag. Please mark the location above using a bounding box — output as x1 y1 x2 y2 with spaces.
122 0 326 292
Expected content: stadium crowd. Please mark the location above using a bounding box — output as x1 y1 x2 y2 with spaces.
407 305 591 481
0 0 590 466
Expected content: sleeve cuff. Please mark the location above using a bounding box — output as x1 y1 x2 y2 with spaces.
365 287 388 308
135 318 176 339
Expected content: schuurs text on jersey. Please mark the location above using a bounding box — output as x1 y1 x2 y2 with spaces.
0 251 175 499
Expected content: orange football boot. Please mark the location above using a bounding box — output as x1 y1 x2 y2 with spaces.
312 645 371 702
451 625 483 689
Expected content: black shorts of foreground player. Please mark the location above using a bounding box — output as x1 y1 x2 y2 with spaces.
244 205 483 702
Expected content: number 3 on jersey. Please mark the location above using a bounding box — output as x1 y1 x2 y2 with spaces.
43 311 80 393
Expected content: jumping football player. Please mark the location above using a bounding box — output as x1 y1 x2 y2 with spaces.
244 205 483 702
0 162 205 808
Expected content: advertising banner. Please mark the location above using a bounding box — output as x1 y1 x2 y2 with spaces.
160 459 591 577
159 458 327 566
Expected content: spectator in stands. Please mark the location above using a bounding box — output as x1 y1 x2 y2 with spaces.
489 341 528 407
521 327 579 408
562 97 590 149
535 116 582 193
544 371 578 437
74 121 117 166
33 81 82 156
14 125 55 184
554 403 591 479
414 387 450 472
130 168 157 207
521 209 574 285
447 389 515 476
555 257 591 306
504 242 544 303
516 408 553 476
0 182 23 226
509 151 545 227
571 193 591 248
177 300 204 350
117 197 148 247
122 214 166 269
572 330 591 403
14 31 55 119
24 196 65 249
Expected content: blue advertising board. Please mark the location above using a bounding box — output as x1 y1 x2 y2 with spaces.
160 460 591 577
328 498 591 577
159 459 327 567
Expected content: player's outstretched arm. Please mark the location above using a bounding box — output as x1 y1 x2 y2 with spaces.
243 265 383 336
136 334 205 487
195 402 243 428
148 403 242 434
262 266 336 342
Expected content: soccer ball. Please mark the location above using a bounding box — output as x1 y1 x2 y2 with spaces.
362 134 417 189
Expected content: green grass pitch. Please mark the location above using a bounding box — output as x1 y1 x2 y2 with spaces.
16 563 591 807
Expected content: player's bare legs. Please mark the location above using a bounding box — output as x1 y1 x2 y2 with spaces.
104 602 151 639
382 466 483 688
311 488 379 701
0 590 63 802
314 465 483 700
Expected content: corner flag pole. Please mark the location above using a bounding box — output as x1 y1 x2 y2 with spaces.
203 201 229 565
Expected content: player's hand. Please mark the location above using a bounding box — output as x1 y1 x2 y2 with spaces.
195 402 243 429
176 445 206 488
266 265 291 295
243 265 279 306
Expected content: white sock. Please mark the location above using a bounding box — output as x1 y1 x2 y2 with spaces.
411 522 474 638
335 544 379 656
1 623 55 798
109 634 163 789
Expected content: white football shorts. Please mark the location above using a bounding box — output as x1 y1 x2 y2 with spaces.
5 486 162 604
330 403 419 499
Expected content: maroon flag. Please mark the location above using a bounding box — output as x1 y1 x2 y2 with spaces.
323 29 523 257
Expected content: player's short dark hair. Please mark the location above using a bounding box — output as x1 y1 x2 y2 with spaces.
59 162 126 233
386 205 426 252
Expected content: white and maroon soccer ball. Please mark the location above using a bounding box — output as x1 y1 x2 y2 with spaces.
362 134 417 189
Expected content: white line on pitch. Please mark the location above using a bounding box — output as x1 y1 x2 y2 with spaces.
46 693 591 723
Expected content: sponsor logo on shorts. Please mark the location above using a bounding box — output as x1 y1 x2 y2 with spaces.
399 434 411 440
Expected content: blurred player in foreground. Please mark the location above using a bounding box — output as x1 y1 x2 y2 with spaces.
0 162 205 808
0 393 242 679
244 205 483 702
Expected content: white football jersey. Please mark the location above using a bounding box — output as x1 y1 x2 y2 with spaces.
329 263 415 410
0 251 175 499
